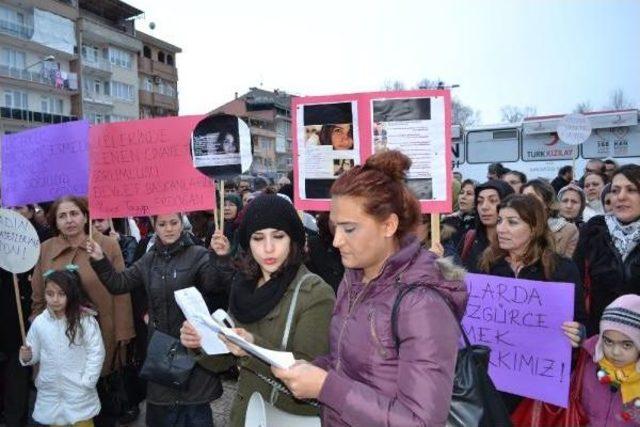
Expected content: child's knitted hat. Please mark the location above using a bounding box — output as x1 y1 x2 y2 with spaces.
596 294 640 370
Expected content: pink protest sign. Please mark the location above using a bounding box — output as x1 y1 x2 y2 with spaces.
89 115 215 218
292 89 452 213
1 120 89 207
462 273 575 408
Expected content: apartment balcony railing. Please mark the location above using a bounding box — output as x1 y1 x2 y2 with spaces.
82 56 112 74
0 106 78 124
82 92 113 106
0 64 78 91
0 18 34 40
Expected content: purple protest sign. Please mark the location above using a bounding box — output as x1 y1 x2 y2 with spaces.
1 121 89 207
462 273 575 408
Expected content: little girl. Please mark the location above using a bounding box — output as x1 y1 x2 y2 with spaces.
581 294 640 426
19 266 105 427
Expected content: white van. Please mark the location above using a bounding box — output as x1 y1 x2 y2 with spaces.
453 109 640 183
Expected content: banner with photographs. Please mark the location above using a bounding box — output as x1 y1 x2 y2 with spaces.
293 90 452 212
190 114 252 181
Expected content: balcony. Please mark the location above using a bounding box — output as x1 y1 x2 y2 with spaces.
138 89 178 111
0 64 78 91
0 18 34 41
138 56 177 81
0 106 78 124
82 56 112 75
82 92 113 106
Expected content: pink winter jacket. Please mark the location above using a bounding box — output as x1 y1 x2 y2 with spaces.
581 336 640 426
313 237 468 427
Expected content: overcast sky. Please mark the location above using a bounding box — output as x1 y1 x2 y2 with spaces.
128 0 639 124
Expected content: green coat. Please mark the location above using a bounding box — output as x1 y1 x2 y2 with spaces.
198 264 335 427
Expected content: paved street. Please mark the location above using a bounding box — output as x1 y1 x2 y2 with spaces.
129 380 238 427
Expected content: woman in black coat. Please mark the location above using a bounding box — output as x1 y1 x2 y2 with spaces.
574 164 640 336
452 180 514 271
479 194 587 414
86 213 225 427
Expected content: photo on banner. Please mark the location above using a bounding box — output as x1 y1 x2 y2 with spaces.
190 113 252 181
297 101 360 201
293 89 452 212
371 96 446 202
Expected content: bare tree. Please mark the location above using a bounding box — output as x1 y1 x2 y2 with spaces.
606 89 635 110
500 105 537 123
416 78 442 89
452 97 480 126
381 77 481 125
573 101 593 114
382 80 406 91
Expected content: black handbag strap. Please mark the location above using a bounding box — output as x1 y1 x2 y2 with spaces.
391 283 472 352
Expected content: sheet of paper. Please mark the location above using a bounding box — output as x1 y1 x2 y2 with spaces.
175 287 295 368
199 309 296 369
174 287 229 355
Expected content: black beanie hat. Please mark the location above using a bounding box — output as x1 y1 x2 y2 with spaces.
238 194 306 250
474 179 515 204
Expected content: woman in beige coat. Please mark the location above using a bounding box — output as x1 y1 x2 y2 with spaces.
30 196 135 377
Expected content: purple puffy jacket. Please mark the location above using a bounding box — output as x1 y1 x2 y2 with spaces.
314 237 468 427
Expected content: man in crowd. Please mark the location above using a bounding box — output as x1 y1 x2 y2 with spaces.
552 165 574 194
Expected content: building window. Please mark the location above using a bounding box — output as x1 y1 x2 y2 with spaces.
108 47 133 69
143 45 151 59
40 95 63 114
111 81 134 101
0 6 25 25
140 76 153 92
81 45 99 63
167 54 174 66
164 83 175 97
4 90 28 109
109 114 133 123
140 106 152 118
157 51 165 63
1 47 25 69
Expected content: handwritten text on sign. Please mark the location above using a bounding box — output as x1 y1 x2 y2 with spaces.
0 208 40 274
1 121 89 206
89 116 215 218
462 273 574 408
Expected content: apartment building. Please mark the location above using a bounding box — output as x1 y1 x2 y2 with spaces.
0 0 181 134
76 0 142 124
0 0 80 135
137 30 180 118
212 87 293 174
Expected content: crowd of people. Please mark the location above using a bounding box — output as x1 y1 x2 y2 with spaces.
1 153 639 426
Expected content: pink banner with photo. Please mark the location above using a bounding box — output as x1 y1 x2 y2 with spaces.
89 115 216 218
292 89 452 213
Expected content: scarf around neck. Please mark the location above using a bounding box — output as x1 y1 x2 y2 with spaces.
605 214 640 261
548 216 568 233
229 263 301 324
599 357 640 404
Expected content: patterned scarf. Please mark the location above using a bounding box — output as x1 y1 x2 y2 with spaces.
605 214 640 261
599 357 640 404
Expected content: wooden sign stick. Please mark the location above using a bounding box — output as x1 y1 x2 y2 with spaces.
12 274 26 343
430 213 441 250
220 180 225 234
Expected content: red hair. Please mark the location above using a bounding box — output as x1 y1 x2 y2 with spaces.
330 150 421 240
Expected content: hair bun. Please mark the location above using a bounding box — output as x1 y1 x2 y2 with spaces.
364 150 412 182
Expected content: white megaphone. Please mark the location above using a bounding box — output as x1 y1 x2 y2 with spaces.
244 392 321 427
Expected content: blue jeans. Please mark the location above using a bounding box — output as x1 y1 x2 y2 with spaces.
145 403 214 427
